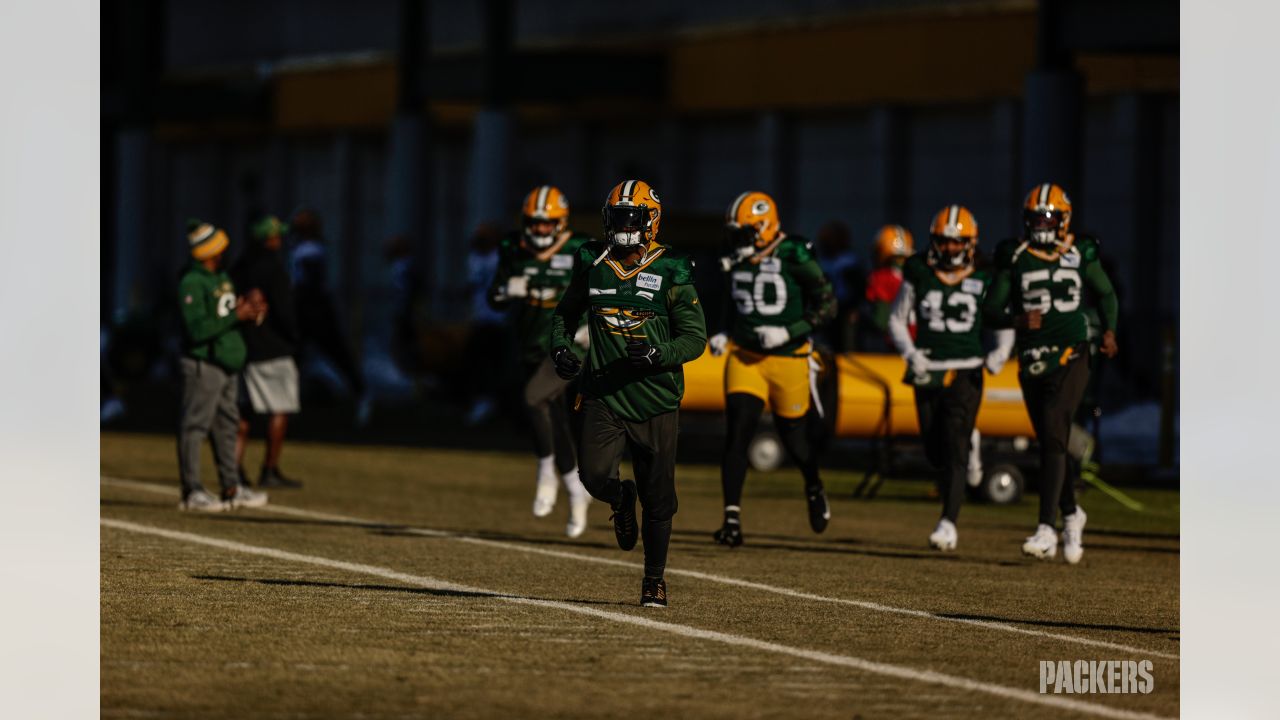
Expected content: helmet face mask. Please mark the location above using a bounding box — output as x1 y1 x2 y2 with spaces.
1024 209 1066 248
927 235 973 270
603 205 652 247
725 224 759 249
523 216 560 249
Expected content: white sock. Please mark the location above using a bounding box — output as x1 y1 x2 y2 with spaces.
562 467 587 503
537 455 555 479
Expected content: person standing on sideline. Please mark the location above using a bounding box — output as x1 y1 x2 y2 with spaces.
550 180 707 607
488 186 594 538
232 215 303 489
176 220 269 511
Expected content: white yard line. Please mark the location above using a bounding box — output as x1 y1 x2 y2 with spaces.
101 517 1173 720
101 476 1179 660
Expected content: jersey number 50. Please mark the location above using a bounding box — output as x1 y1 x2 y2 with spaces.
731 271 787 316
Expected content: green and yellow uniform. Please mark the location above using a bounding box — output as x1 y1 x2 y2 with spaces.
986 234 1119 376
550 241 707 422
895 255 996 369
489 230 593 367
720 235 836 417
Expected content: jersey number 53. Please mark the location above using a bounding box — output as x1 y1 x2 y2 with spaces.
1020 268 1081 314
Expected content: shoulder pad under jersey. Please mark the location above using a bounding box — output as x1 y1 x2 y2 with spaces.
777 235 815 264
1073 234 1101 263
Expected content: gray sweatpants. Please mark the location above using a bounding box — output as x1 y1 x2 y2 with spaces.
178 357 242 497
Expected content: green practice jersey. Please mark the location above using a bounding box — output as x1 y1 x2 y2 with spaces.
550 241 708 422
488 230 593 366
987 235 1119 373
178 262 247 372
722 235 837 355
897 255 994 362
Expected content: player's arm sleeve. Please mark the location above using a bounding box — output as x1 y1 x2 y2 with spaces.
179 279 238 344
786 259 838 339
660 283 708 365
982 270 1015 329
1084 261 1119 333
887 280 917 357
486 246 513 310
549 261 589 356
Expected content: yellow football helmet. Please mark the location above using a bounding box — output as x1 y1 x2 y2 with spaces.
873 224 914 267
1023 182 1073 251
520 185 570 249
927 205 978 270
602 179 661 247
725 191 781 249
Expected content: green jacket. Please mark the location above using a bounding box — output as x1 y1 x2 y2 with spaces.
178 262 247 372
550 241 707 422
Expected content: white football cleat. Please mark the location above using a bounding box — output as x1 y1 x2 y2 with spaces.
928 518 958 551
1062 507 1087 565
1022 523 1058 559
532 458 559 518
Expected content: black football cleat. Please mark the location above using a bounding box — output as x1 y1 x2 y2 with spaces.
640 576 668 608
610 479 639 551
806 485 830 534
712 519 744 548
259 467 303 489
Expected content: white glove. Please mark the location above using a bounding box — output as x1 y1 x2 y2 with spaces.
573 324 590 349
985 347 1011 375
708 333 729 356
755 325 790 350
906 349 930 377
505 275 529 299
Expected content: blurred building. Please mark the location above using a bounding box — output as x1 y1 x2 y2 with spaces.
103 0 1177 400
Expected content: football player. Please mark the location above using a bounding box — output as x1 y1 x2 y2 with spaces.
549 180 707 607
888 205 1014 551
987 183 1119 564
864 224 915 350
707 191 837 547
488 186 594 538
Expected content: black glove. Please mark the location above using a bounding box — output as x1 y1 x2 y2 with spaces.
626 340 662 368
553 347 582 379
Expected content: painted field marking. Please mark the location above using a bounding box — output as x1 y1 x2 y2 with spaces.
101 476 1179 660
101 517 1173 720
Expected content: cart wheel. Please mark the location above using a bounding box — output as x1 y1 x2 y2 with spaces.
748 431 784 472
981 464 1025 504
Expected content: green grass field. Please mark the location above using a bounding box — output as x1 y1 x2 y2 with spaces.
101 431 1179 719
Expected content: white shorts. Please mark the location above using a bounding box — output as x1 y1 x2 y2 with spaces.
241 357 300 414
